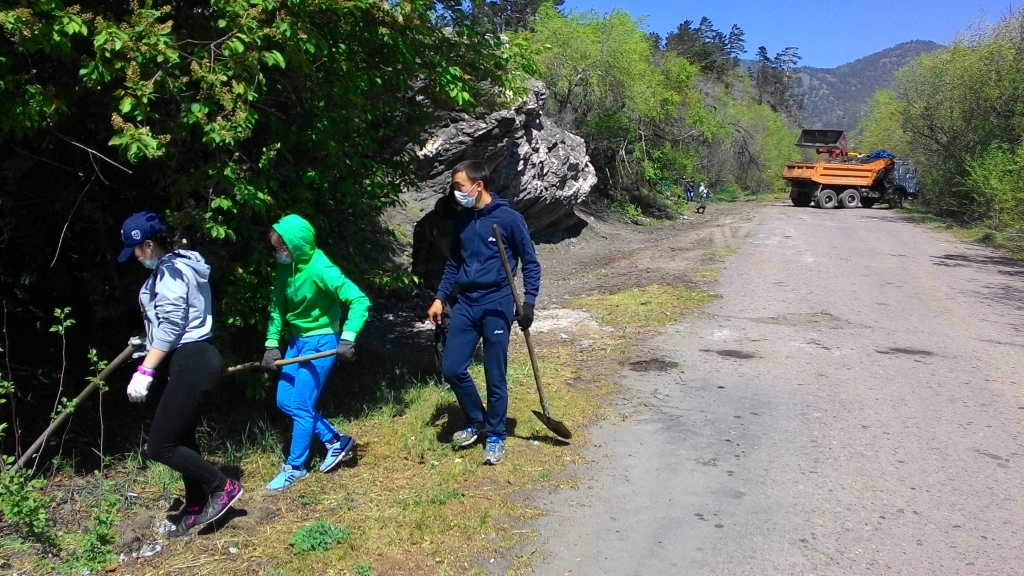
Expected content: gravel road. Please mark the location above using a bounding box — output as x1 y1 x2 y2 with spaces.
527 204 1024 574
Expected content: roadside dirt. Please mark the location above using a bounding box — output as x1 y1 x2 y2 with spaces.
534 201 757 304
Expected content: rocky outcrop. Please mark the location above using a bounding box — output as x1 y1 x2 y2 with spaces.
393 80 596 237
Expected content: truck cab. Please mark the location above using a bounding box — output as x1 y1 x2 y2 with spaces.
893 160 919 200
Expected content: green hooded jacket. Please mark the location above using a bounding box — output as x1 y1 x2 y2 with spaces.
265 214 370 348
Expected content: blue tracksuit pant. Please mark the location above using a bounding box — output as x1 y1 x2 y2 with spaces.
442 294 514 440
277 333 340 467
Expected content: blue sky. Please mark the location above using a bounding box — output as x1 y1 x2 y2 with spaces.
559 0 1021 68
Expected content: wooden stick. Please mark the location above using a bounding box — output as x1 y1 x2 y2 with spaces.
12 344 138 473
224 349 336 375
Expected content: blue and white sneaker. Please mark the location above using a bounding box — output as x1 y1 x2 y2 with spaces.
483 436 505 465
320 435 356 473
265 464 307 491
452 426 480 447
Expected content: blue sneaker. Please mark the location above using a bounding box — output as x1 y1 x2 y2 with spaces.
452 426 480 447
483 436 504 465
265 464 307 491
320 435 356 473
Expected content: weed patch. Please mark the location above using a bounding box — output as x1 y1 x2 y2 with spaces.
575 285 716 333
290 520 351 554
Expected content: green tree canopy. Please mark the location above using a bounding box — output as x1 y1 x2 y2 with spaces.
0 0 530 456
857 9 1024 229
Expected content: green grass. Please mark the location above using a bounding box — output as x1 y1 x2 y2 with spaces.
575 285 717 334
901 204 1024 257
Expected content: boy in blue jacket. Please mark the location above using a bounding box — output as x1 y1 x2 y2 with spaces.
426 160 542 465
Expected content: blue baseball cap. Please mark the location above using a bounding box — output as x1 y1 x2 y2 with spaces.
117 212 166 262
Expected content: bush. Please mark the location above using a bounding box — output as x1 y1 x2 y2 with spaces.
289 520 350 555
0 469 56 550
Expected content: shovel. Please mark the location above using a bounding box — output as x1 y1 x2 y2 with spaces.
492 224 572 440
225 350 338 375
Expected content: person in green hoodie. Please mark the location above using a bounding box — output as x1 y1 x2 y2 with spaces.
262 214 371 491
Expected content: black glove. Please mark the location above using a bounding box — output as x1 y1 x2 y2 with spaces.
336 340 356 362
262 348 282 371
514 302 535 331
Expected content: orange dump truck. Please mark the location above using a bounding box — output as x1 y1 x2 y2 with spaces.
783 130 907 209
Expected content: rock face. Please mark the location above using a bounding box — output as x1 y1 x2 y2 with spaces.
394 80 596 237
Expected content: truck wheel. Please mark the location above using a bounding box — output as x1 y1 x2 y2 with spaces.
817 189 838 209
792 195 811 207
861 198 877 208
888 193 903 209
839 189 860 209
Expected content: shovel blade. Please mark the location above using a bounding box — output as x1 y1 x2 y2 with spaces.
532 410 573 440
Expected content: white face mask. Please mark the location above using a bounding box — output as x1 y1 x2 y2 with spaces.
274 251 292 265
454 183 479 208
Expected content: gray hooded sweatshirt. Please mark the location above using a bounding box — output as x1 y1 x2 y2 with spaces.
139 249 214 351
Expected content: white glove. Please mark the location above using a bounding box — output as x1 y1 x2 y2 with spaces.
127 372 153 402
129 335 146 359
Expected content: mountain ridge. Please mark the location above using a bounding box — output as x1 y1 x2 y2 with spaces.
793 40 943 130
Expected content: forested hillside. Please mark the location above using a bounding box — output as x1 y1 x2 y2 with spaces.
858 11 1024 249
794 40 942 131
532 9 801 213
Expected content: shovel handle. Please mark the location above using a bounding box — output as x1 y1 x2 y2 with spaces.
492 224 552 417
224 349 337 375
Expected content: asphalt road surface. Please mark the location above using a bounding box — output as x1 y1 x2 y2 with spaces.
528 205 1024 575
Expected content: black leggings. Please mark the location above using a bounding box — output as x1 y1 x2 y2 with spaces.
146 340 227 506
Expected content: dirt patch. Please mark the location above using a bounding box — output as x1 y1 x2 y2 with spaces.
876 347 936 357
752 312 861 330
536 202 759 304
701 349 757 359
625 358 680 372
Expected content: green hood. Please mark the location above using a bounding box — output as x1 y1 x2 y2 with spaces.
273 214 316 264
265 214 371 347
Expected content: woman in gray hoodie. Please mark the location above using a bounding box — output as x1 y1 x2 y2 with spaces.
117 212 243 537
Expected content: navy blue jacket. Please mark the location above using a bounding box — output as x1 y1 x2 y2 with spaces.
435 196 541 307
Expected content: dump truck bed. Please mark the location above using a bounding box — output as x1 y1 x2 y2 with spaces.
782 157 894 187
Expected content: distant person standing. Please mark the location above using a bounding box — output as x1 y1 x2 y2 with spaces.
696 182 710 214
686 181 695 203
412 190 462 374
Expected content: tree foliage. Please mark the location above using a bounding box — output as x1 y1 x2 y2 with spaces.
442 0 564 33
0 0 529 460
663 17 745 80
752 45 803 119
531 3 798 208
857 9 1024 232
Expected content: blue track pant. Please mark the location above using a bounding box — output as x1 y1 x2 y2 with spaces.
277 333 340 467
442 294 514 440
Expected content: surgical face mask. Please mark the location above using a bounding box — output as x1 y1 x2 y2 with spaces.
137 243 159 269
274 251 292 265
454 183 479 209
